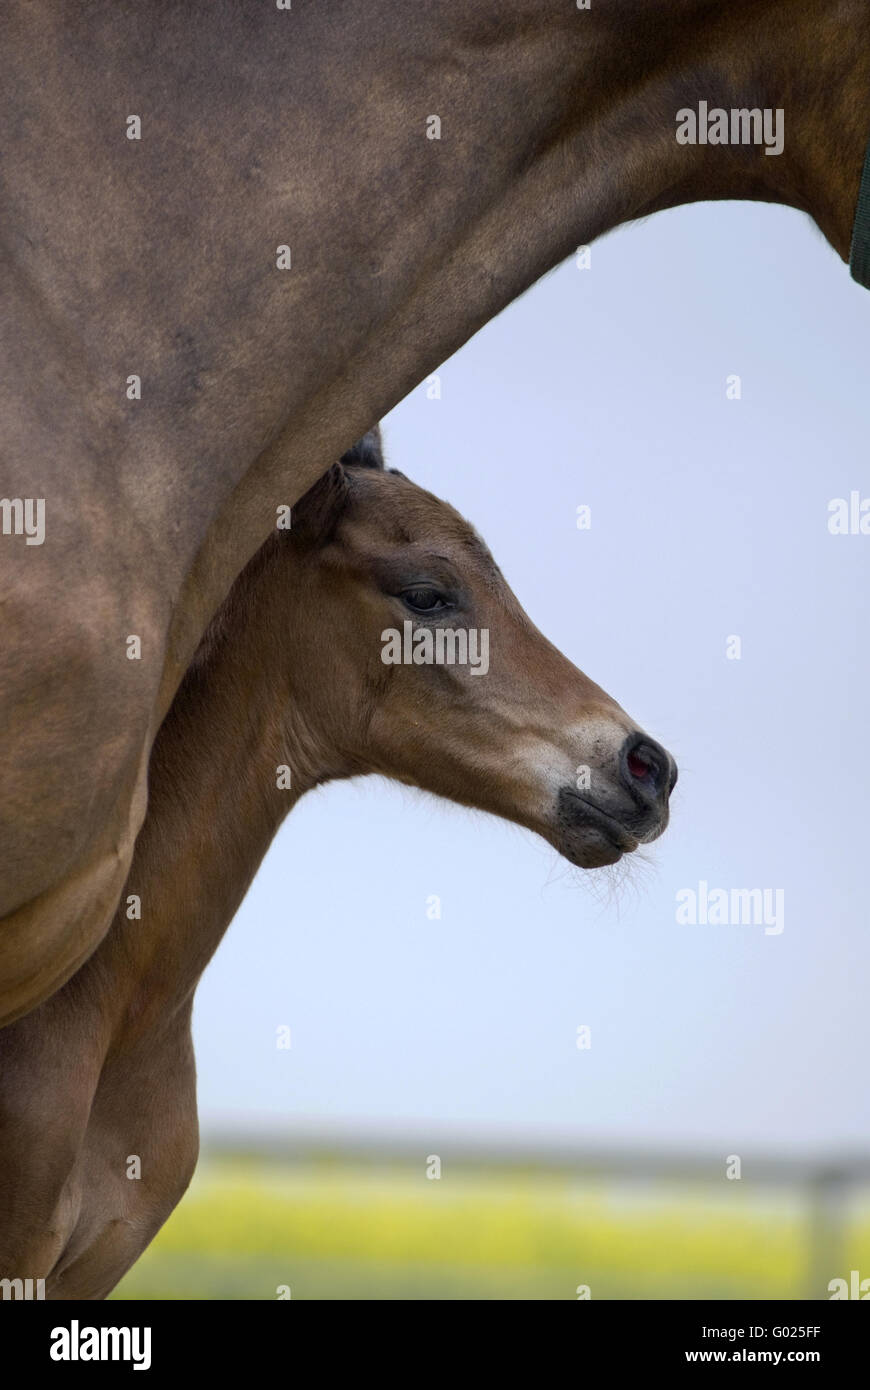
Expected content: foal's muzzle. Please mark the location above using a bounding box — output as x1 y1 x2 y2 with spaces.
555 730 677 868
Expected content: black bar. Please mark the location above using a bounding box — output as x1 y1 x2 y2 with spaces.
1 1298 865 1374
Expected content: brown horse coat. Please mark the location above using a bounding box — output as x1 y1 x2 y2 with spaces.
0 0 867 1021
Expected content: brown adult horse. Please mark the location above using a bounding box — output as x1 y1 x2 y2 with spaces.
1 0 867 1024
0 434 674 1299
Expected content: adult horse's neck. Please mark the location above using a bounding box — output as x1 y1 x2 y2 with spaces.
158 0 870 684
609 0 869 257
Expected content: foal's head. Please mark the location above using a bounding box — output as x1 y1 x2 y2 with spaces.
278 432 676 869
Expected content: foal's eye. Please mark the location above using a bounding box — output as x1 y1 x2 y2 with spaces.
401 586 448 614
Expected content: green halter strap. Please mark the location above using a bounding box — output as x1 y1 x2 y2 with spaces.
849 137 870 288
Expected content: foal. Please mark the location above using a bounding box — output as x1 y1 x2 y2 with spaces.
0 433 676 1299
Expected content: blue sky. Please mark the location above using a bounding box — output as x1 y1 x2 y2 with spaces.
194 197 870 1158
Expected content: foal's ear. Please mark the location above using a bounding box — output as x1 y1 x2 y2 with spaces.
289 462 350 545
290 427 384 544
339 425 385 471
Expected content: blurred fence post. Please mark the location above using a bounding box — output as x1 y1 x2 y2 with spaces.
806 1167 848 1300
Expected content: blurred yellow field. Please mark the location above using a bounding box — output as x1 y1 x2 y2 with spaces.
110 1156 870 1301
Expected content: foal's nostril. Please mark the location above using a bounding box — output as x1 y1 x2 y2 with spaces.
620 735 674 803
627 748 654 780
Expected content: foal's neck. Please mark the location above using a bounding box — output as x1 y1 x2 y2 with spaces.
106 544 332 1035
